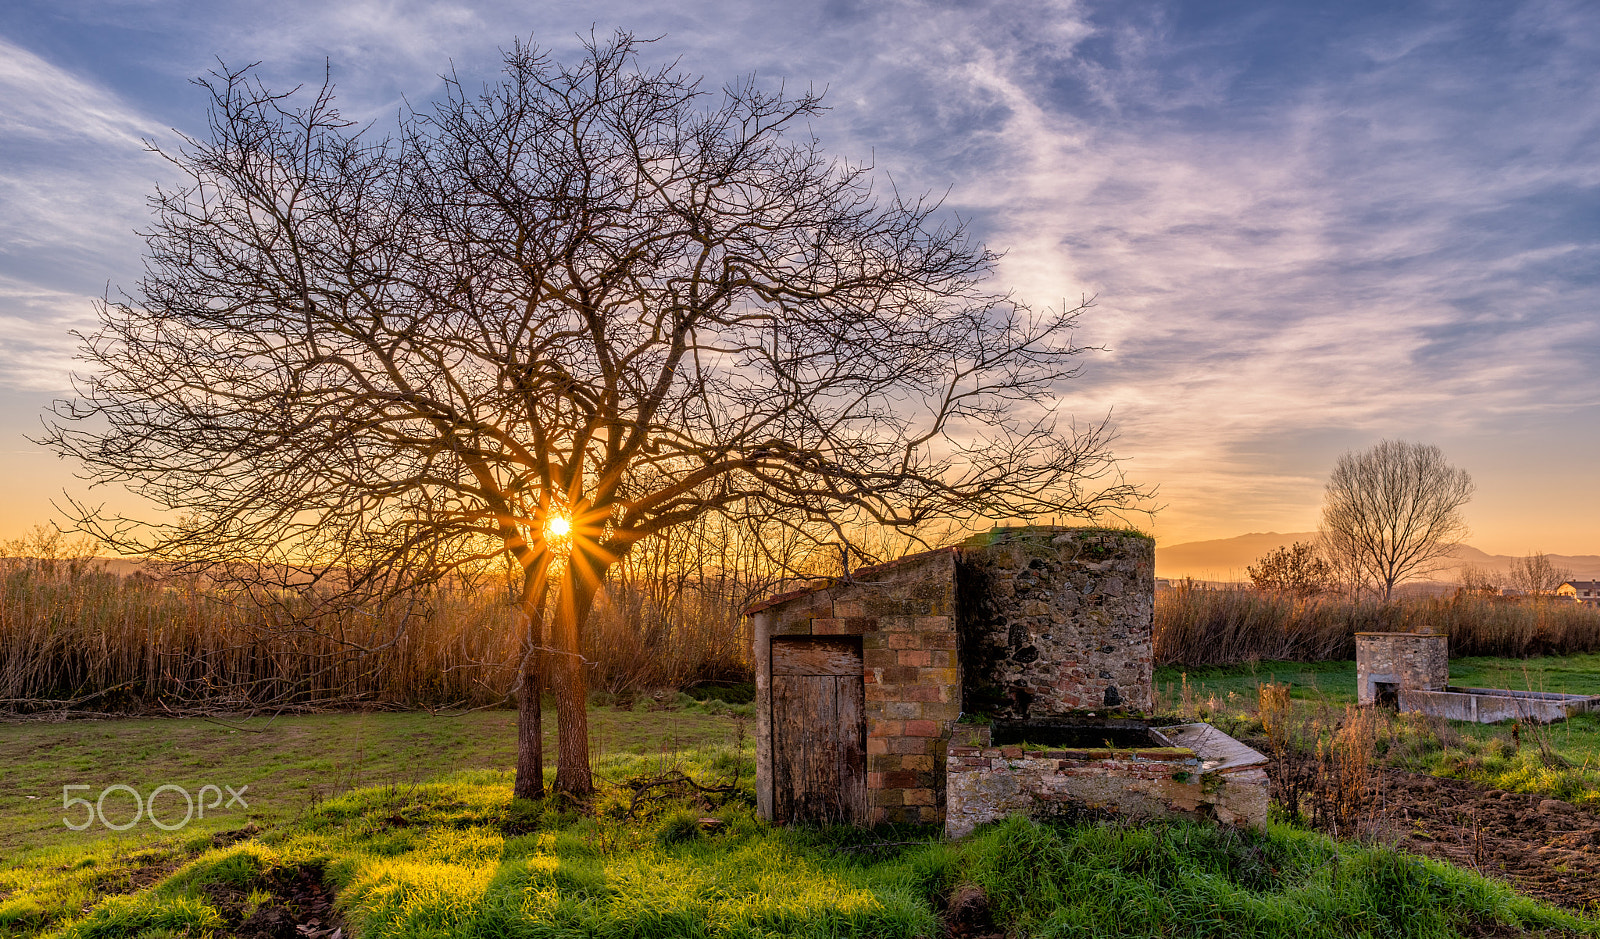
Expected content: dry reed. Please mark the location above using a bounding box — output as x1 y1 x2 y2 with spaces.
0 556 754 714
1155 583 1600 666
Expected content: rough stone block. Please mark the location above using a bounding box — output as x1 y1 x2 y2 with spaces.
868 754 901 773
833 600 867 618
863 648 897 668
770 616 814 636
880 701 920 720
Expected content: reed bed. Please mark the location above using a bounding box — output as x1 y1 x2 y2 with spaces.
1154 582 1600 666
15 548 1599 713
0 556 755 714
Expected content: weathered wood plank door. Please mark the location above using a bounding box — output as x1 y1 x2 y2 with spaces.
770 636 866 825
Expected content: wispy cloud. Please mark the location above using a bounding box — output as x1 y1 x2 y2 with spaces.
0 276 100 392
808 2 1600 540
0 37 156 148
2 0 1597 547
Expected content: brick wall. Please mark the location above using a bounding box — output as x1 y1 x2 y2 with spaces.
751 549 963 825
752 526 1164 830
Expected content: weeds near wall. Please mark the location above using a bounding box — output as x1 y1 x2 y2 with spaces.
1318 705 1378 836
1251 684 1380 835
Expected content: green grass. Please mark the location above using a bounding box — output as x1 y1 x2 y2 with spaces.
4 701 1600 938
1156 654 1600 806
1156 652 1600 710
5 772 1593 939
1447 653 1600 696
0 699 749 856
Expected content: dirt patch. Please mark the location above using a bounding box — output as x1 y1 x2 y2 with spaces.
202 863 346 939
943 882 1003 939
1269 752 1600 913
211 822 264 848
1377 770 1600 913
94 848 189 896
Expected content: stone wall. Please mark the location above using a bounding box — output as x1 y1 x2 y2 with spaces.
1356 632 1448 705
944 738 1268 838
750 549 962 826
752 526 1171 832
956 529 1155 718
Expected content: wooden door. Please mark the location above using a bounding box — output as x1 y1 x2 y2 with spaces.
770 636 866 825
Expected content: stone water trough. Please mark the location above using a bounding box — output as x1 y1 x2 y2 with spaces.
747 527 1269 837
1357 631 1600 724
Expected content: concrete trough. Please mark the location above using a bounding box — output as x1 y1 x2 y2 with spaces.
944 719 1269 838
1400 686 1600 724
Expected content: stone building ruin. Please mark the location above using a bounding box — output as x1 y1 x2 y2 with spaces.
748 526 1269 836
1357 631 1600 723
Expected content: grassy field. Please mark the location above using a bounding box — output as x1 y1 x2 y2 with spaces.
5 663 1600 937
3 704 1595 939
1156 653 1600 805
0 700 749 856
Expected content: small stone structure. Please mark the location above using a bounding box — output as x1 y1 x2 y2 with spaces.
1355 632 1449 706
1356 632 1600 723
748 526 1269 835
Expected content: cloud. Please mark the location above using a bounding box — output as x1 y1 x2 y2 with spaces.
810 2 1600 541
2 0 1597 547
0 37 157 148
0 35 166 269
0 276 101 392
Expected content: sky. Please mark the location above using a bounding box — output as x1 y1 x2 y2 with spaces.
0 0 1597 555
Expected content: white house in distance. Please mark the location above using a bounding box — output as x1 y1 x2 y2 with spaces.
1557 580 1600 606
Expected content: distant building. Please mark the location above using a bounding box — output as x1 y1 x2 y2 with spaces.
1557 580 1600 606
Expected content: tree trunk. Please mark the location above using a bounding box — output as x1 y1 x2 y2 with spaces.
512 641 544 801
512 577 547 801
552 564 602 796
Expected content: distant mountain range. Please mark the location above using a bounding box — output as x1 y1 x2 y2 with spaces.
1156 532 1600 584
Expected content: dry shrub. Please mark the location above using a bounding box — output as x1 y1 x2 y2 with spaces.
1257 682 1318 823
0 561 522 711
1318 704 1378 836
1256 685 1381 835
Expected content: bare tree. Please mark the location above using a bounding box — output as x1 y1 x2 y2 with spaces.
1246 541 1334 596
1318 440 1473 601
1455 563 1501 597
1506 551 1572 598
41 34 1141 799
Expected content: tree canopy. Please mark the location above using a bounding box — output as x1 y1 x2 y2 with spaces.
1246 541 1334 596
42 33 1139 796
1318 440 1473 601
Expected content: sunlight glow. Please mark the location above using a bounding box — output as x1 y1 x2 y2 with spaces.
546 515 571 539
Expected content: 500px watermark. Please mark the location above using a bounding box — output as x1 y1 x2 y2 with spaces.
62 784 249 831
